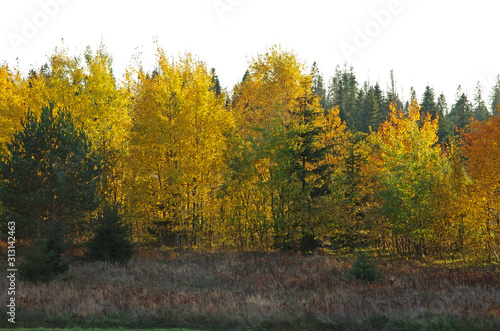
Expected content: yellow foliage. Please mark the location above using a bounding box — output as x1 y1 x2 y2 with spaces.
127 44 234 245
233 45 307 133
0 64 28 148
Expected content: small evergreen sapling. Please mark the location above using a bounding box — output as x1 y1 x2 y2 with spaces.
299 233 321 255
348 251 382 282
19 221 69 283
85 204 135 264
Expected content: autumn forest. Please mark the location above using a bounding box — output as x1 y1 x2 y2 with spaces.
1 42 500 266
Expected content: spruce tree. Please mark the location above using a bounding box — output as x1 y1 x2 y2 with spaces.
292 80 330 254
311 62 327 110
367 85 383 131
421 86 438 120
490 75 500 114
210 68 222 97
473 82 489 121
383 69 403 119
355 88 366 132
327 65 358 130
357 84 383 133
436 93 452 143
450 87 473 133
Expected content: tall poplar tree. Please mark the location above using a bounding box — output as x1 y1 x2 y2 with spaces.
374 101 442 258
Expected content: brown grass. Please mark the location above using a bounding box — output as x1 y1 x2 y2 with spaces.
3 250 500 329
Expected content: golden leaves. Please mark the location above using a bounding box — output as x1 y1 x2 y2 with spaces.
0 64 27 146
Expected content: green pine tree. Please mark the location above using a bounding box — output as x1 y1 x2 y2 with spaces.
19 221 69 283
0 103 102 248
348 251 382 282
85 204 135 264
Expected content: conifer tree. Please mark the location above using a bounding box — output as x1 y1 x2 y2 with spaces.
311 62 327 110
210 67 222 97
291 79 331 254
473 82 489 122
1 103 101 281
85 204 135 264
0 103 102 243
348 251 382 282
19 221 69 283
490 75 500 114
436 93 452 143
327 65 358 130
421 86 438 120
450 87 473 133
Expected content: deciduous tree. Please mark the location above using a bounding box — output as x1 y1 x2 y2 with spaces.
374 100 442 258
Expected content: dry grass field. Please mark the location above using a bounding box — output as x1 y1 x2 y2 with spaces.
2 250 500 330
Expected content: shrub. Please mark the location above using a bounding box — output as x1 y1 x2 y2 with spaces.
299 233 321 255
348 251 382 282
19 221 69 283
85 204 135 264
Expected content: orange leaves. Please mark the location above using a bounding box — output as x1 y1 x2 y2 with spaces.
462 115 500 251
463 115 500 191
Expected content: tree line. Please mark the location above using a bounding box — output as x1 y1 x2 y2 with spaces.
1 43 499 264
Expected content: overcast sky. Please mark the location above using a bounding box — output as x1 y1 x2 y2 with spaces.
1 0 499 107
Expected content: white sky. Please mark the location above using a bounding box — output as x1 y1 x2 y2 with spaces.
1 0 499 108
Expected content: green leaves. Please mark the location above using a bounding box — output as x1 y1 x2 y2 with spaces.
374 101 442 257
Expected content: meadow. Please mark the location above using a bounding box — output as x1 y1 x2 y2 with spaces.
1 250 499 330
